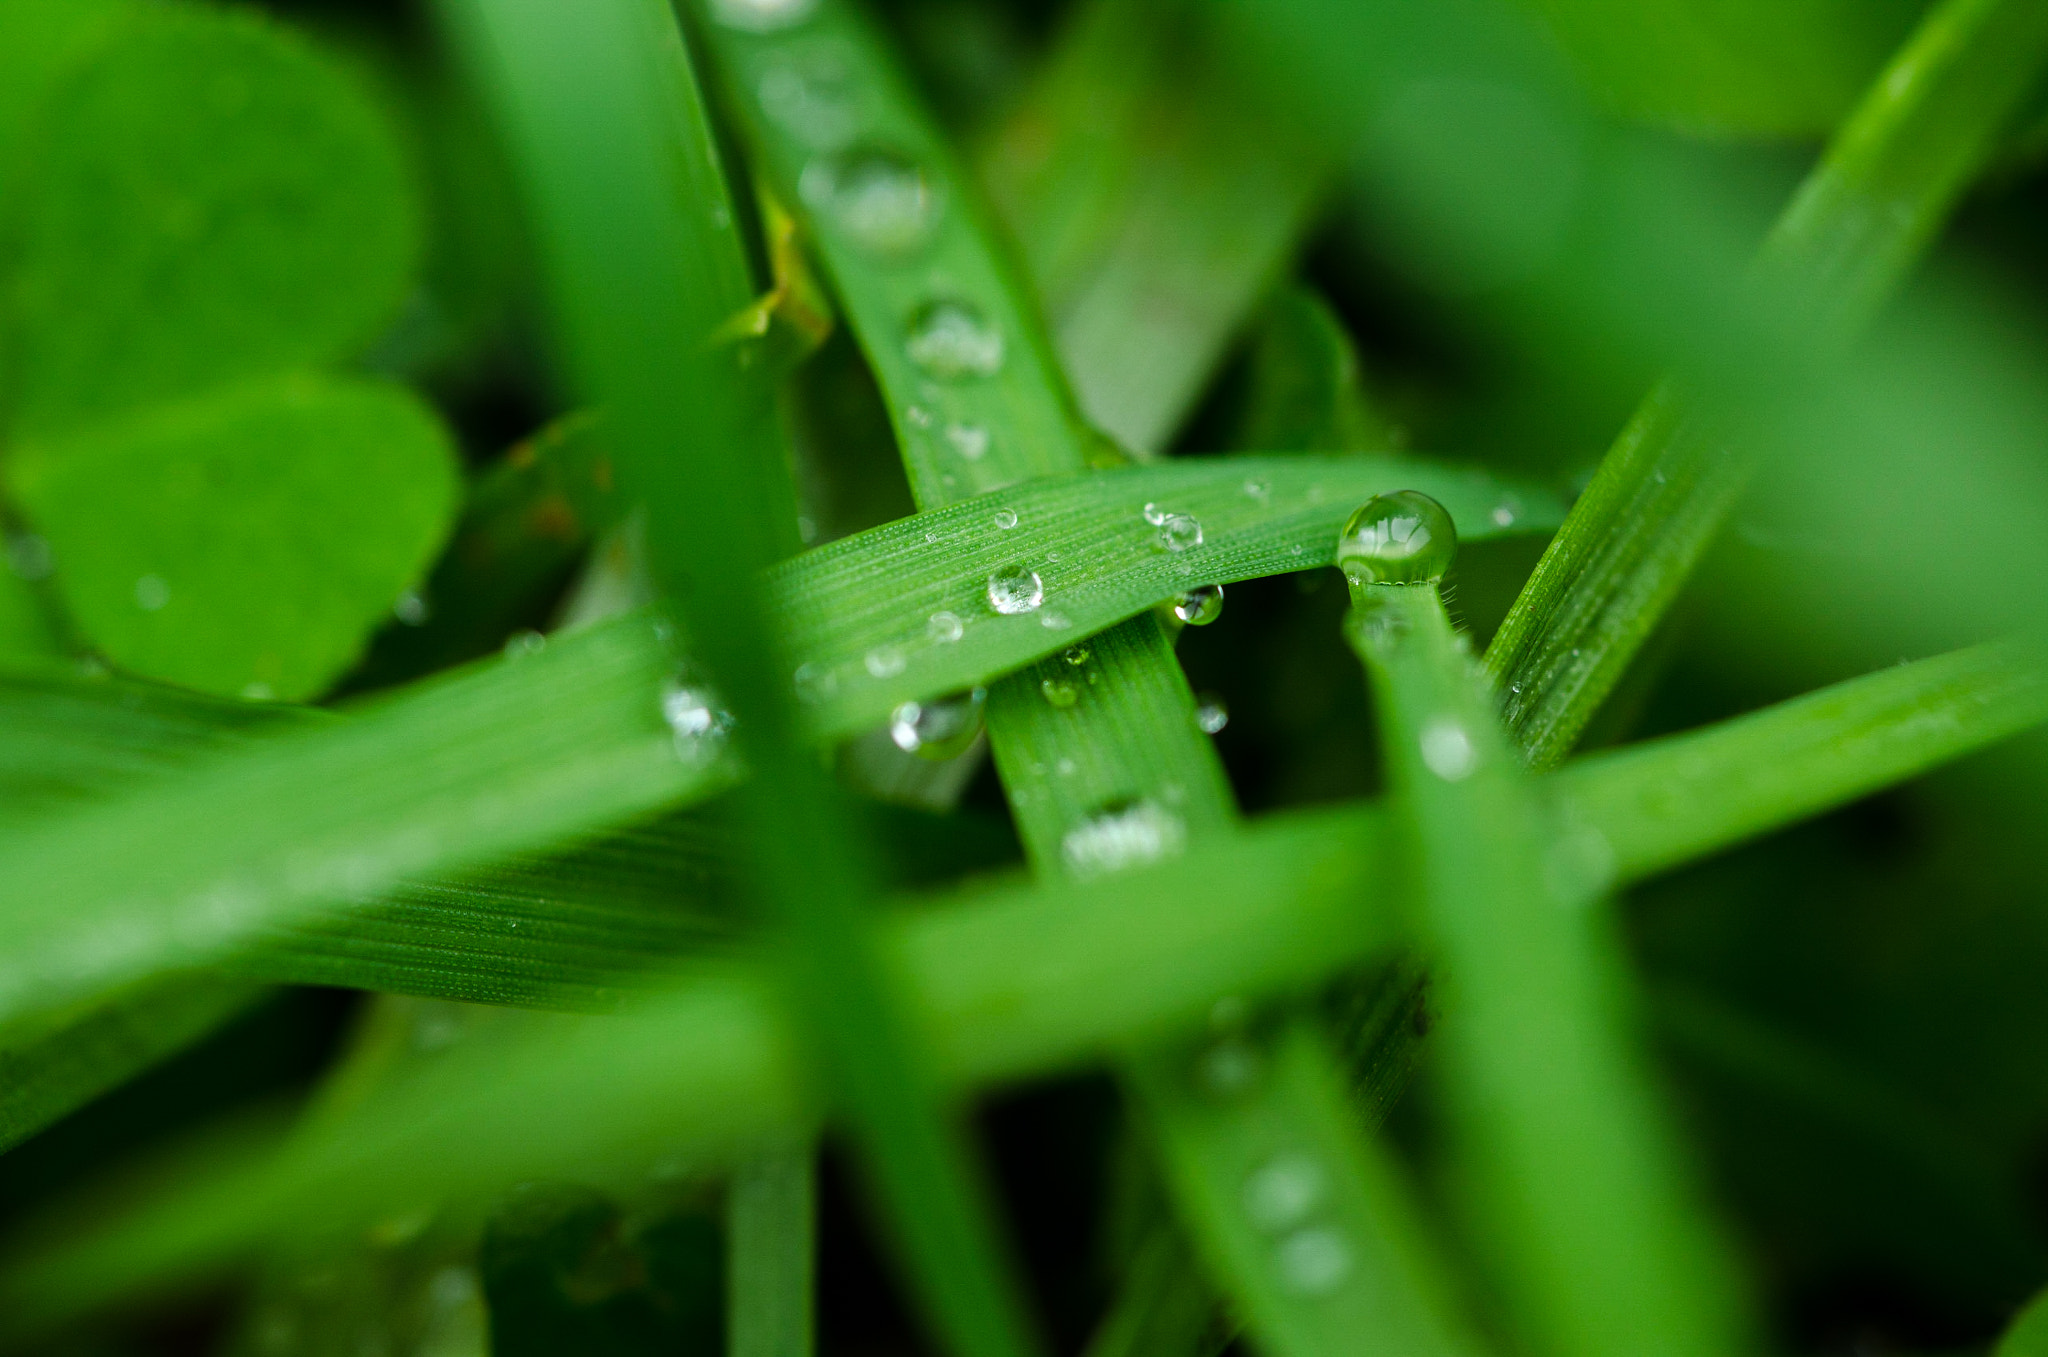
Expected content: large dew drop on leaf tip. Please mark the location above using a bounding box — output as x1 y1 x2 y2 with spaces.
1336 489 1456 585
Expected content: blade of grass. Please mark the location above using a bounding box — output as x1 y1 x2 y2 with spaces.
976 0 1327 453
10 636 2048 1327
695 3 1489 1351
1482 0 2048 766
440 4 1041 1356
729 1140 818 1357
1347 564 1746 1357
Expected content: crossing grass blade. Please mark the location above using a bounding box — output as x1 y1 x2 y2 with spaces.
1348 570 1746 1357
1480 0 2048 765
8 634 2047 1329
441 4 1043 1356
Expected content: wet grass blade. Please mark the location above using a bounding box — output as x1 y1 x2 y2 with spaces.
442 3 1041 1355
1347 566 1746 1357
728 1142 817 1357
1483 0 2048 766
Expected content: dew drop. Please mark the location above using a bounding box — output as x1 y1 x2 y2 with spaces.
944 422 990 461
905 404 934 428
1336 490 1457 585
1242 478 1271 503
710 0 816 30
800 146 940 255
393 590 429 626
1195 696 1229 735
1142 502 1170 526
756 53 856 146
1275 1228 1353 1295
1039 610 1071 630
927 610 965 643
1173 584 1224 626
1490 496 1522 528
864 645 907 679
1418 716 1478 781
1040 676 1079 708
986 565 1044 615
1063 645 1090 666
662 677 735 765
241 682 273 701
906 299 1005 380
889 687 985 760
993 508 1019 530
793 661 838 704
7 533 51 580
1193 1036 1264 1100
1060 799 1186 878
503 629 546 659
1155 514 1203 553
134 574 170 611
1244 1153 1328 1233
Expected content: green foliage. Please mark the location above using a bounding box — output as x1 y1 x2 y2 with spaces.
9 375 459 699
3 0 2048 1354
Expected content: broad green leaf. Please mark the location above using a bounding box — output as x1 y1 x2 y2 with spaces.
772 453 1561 742
0 0 135 188
978 0 1328 452
1484 0 2048 765
6 4 420 438
8 374 461 700
1519 0 1926 138
1347 573 1747 1357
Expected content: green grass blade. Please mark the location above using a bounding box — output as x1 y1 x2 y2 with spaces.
1483 0 2048 766
729 1142 817 1357
1564 638 2048 881
1999 1287 2048 1356
776 454 1558 742
1348 576 1745 1357
443 3 1040 1355
977 0 1327 453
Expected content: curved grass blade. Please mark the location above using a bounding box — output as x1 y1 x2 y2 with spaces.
775 453 1557 742
1347 571 1746 1357
1483 0 2048 766
441 3 1042 1355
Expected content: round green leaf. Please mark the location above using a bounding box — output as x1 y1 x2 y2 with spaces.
6 5 421 438
7 374 460 700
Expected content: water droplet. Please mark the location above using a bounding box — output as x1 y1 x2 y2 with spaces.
797 515 819 544
793 662 838 704
1275 1228 1353 1295
134 574 169 611
1173 584 1224 626
663 677 735 764
1244 1153 1327 1233
757 53 856 146
1056 757 1077 776
241 682 273 701
7 533 51 580
1242 478 1271 503
1419 716 1478 781
800 146 939 255
1193 1036 1264 1099
1490 497 1521 528
993 508 1019 530
1040 676 1079 708
1063 645 1090 666
1039 610 1072 630
1195 696 1229 735
503 629 546 659
889 688 985 759
710 0 817 30
864 645 906 678
1060 799 1186 878
986 565 1044 614
944 422 990 460
1155 514 1203 552
906 299 1005 380
393 590 429 626
927 610 965 643
905 404 934 428
1142 502 1170 526
1336 490 1457 585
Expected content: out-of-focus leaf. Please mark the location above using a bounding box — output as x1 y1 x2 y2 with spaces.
1228 286 1400 454
979 0 1326 452
1997 1287 2048 1355
8 374 461 701
1519 0 1927 137
5 5 419 438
